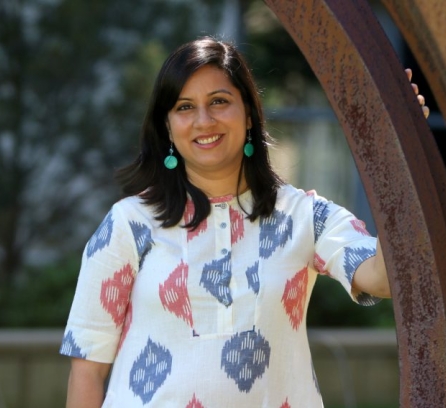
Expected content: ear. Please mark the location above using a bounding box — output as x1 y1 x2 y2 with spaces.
247 116 252 130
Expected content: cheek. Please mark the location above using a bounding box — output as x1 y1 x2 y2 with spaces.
169 117 190 137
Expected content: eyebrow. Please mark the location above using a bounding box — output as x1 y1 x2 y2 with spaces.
177 89 233 101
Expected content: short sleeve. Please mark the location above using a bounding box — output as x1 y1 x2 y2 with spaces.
311 193 380 306
60 201 140 363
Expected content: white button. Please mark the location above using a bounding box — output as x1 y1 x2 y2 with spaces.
220 203 227 209
220 222 227 229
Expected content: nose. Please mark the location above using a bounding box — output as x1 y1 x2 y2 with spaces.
194 106 215 128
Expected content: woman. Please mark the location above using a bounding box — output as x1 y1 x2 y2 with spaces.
60 37 428 407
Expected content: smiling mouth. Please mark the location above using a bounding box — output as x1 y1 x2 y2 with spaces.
195 134 223 145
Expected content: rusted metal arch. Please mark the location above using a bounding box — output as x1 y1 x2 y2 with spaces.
263 0 446 407
380 0 446 120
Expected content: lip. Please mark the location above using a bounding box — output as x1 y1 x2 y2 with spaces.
194 133 224 147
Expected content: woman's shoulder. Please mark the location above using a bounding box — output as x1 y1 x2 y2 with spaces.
275 185 337 216
111 194 157 224
277 184 315 202
273 184 312 214
278 184 333 202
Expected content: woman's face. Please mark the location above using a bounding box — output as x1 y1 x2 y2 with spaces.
166 64 251 181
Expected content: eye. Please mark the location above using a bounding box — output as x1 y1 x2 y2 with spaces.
176 103 193 111
211 98 228 105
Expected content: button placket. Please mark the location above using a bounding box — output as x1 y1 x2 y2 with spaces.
214 202 231 257
213 201 233 333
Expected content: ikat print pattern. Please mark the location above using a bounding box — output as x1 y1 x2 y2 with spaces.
129 337 172 405
61 186 377 406
159 261 193 327
200 252 232 306
357 291 381 306
221 329 271 392
280 399 291 408
185 200 207 242
186 394 205 408
129 220 154 268
86 211 113 258
259 209 293 259
343 246 375 283
350 219 370 236
246 261 260 294
100 263 134 326
60 331 85 358
313 200 330 243
344 247 380 305
117 302 132 351
281 267 309 330
313 253 330 276
230 207 245 244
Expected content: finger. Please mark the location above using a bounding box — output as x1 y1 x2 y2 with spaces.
417 94 425 106
422 105 430 119
405 68 413 82
411 82 419 95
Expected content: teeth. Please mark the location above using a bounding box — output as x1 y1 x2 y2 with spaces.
196 134 222 145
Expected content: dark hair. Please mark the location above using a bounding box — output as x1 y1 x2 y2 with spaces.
115 37 283 229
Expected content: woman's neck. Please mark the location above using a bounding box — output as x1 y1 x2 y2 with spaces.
186 167 248 198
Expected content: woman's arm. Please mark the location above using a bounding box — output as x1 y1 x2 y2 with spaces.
352 239 391 298
66 358 112 408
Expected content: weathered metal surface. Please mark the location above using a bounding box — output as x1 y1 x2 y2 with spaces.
263 0 446 406
379 0 446 253
380 0 446 120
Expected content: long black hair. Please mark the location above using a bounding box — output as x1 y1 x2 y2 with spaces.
115 37 283 229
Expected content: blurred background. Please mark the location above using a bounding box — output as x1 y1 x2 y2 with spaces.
0 0 444 407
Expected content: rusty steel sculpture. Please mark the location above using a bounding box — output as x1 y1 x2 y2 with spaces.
263 0 446 407
381 0 446 119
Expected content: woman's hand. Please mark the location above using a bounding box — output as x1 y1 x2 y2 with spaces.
405 68 430 119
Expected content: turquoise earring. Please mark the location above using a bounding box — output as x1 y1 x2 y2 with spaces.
164 143 178 169
244 129 254 157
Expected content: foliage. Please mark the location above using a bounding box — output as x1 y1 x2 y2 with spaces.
0 0 225 287
0 256 80 327
244 1 318 106
308 275 395 328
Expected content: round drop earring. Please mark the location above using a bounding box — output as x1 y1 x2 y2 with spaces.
243 129 254 157
164 143 178 169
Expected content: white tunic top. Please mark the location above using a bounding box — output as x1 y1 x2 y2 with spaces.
60 184 378 407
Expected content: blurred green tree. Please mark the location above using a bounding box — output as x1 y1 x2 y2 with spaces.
0 0 224 285
0 0 225 324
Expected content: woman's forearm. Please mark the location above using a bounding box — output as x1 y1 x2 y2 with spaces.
353 238 391 298
66 358 111 408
